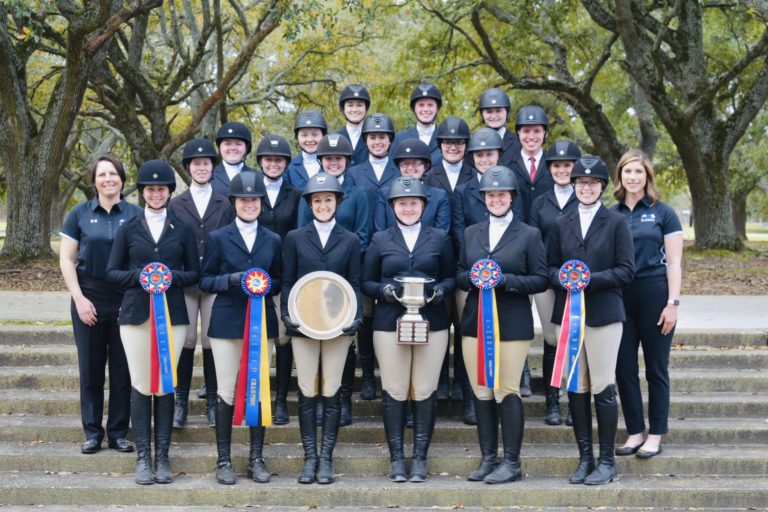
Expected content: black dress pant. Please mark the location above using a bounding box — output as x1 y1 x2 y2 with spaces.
71 298 132 442
615 276 674 435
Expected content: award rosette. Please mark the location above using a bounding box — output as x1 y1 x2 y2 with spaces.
552 259 591 392
233 267 273 427
139 262 176 394
470 258 503 390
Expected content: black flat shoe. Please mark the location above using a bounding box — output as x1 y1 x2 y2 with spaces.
636 445 663 459
615 443 642 456
80 438 101 454
108 438 135 453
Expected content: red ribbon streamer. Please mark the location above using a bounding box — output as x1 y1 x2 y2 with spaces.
232 299 252 425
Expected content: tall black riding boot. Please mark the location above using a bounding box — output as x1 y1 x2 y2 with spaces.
484 394 523 484
297 391 318 484
173 348 194 428
339 344 355 427
437 352 450 400
461 382 477 425
131 388 153 485
153 393 174 483
247 426 271 483
202 349 217 427
542 343 562 425
467 397 498 481
213 397 236 484
567 391 595 484
358 315 377 400
273 343 292 425
519 358 532 397
585 385 619 485
381 391 407 482
410 392 437 482
317 391 341 484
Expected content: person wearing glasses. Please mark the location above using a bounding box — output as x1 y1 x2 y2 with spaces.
547 157 634 486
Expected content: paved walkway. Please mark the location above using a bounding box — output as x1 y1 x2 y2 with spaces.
0 291 766 332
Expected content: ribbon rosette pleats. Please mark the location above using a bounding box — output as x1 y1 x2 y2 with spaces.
470 258 502 390
233 268 273 427
140 262 176 394
551 259 591 392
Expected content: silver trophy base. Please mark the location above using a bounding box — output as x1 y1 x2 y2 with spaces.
397 317 430 345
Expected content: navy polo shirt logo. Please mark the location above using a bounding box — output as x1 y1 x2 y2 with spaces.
641 213 656 222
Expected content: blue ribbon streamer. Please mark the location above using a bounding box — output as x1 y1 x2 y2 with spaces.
480 287 496 388
152 293 174 393
566 290 582 393
245 295 263 426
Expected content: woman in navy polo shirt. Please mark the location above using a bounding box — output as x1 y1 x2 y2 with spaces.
612 149 683 459
60 155 142 455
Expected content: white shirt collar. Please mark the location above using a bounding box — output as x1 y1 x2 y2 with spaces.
190 182 211 193
236 217 258 233
489 210 513 226
144 207 167 222
442 160 462 174
264 176 282 189
302 151 318 163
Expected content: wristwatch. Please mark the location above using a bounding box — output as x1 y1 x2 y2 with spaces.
667 299 680 306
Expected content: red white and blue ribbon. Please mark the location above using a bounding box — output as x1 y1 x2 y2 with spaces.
470 258 503 390
551 259 591 392
233 268 273 427
139 262 176 394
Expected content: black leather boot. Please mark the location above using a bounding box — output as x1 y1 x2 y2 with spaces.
467 397 498 481
202 349 217 427
381 391 407 482
213 397 236 485
273 343 292 425
567 391 595 484
542 344 562 425
297 391 318 484
247 426 270 483
519 359 532 397
173 348 194 428
409 392 437 482
317 391 341 484
484 394 523 484
437 354 450 400
462 382 477 425
339 344 355 427
153 393 174 483
131 388 153 485
358 316 377 400
584 385 619 485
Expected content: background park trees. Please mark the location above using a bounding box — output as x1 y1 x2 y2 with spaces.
1 0 766 259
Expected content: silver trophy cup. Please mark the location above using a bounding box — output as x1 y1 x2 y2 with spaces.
394 276 435 345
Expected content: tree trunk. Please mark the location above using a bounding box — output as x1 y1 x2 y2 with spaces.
731 194 748 240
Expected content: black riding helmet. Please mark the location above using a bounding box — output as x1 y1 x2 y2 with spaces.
436 117 471 143
392 138 432 172
181 138 218 169
514 105 549 132
478 87 511 110
293 110 328 136
255 135 292 167
571 156 610 183
479 165 518 193
216 122 252 155
467 128 503 153
137 160 176 193
339 84 371 110
301 172 344 205
544 140 582 167
409 83 443 110
228 170 266 204
316 133 353 162
362 113 396 141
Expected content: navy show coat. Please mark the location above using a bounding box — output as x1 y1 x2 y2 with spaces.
547 205 635 327
280 222 363 337
529 189 578 253
498 129 522 169
336 127 369 167
258 176 302 240
199 222 282 339
362 225 456 332
374 183 451 233
422 162 475 198
346 158 400 195
168 188 234 267
106 212 200 325
457 218 548 341
297 177 372 250
508 152 552 224
211 163 259 197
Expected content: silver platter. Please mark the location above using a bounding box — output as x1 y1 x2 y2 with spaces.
287 271 357 340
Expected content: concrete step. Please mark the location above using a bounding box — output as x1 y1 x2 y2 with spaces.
2 415 767 445
3 344 767 370
0 471 765 509
2 389 767 418
4 365 766 393
1 441 766 477
1 323 766 348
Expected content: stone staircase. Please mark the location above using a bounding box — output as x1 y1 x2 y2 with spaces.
0 324 766 509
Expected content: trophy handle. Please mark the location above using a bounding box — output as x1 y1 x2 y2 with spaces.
393 288 404 305
426 290 437 304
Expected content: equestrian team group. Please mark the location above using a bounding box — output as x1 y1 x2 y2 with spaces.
59 83 683 488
